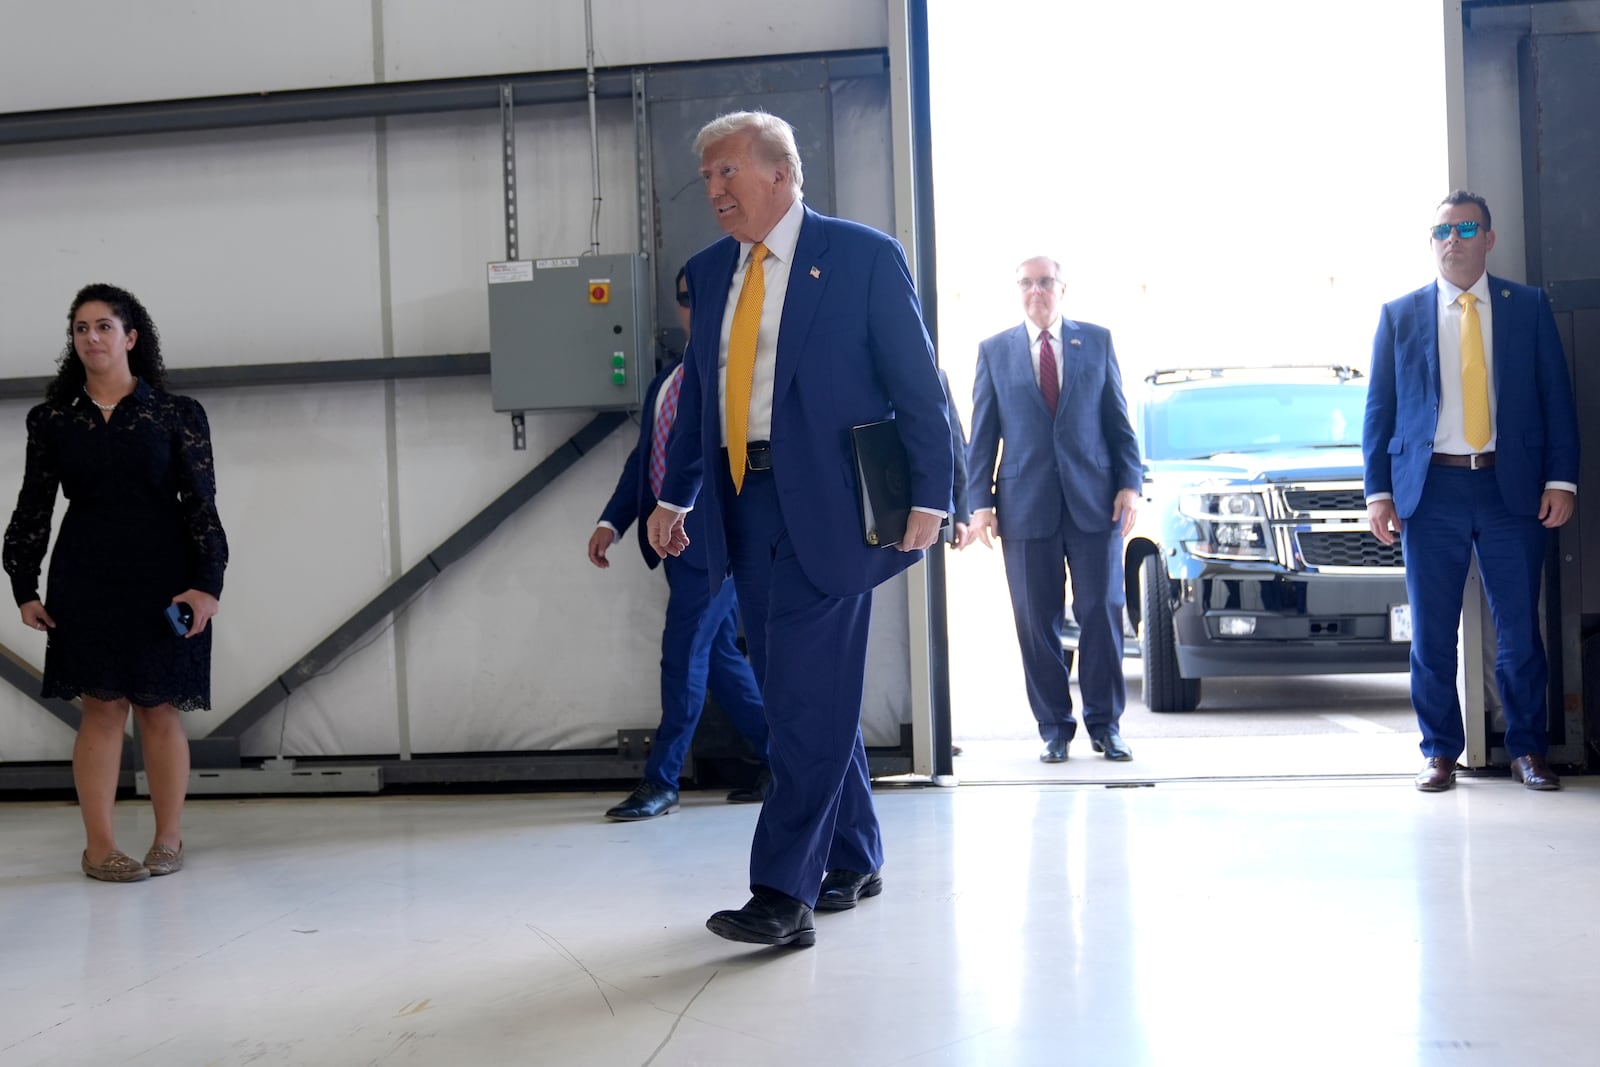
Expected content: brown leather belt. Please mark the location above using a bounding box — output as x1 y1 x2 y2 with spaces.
1432 451 1495 470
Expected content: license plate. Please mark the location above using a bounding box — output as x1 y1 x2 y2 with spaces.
1388 603 1412 643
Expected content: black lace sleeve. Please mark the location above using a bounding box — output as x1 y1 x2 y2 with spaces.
3 405 61 606
173 396 228 597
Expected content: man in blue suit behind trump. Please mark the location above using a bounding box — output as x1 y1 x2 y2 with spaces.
1364 190 1579 793
646 111 951 948
967 256 1143 765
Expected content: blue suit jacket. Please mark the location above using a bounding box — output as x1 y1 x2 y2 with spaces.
598 358 711 570
967 319 1142 539
1363 275 1580 518
660 205 952 599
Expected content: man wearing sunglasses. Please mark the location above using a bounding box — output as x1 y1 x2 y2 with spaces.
589 266 770 820
967 257 1143 765
1364 190 1580 792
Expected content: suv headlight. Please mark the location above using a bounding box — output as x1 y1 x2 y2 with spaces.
1179 491 1273 561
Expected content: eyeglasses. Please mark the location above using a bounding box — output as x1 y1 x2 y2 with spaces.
1017 276 1059 292
675 292 691 308
1430 221 1482 240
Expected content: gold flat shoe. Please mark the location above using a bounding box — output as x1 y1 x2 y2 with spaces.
143 841 184 876
82 849 151 883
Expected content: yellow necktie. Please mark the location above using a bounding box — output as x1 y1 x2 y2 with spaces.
1458 292 1490 452
725 243 769 493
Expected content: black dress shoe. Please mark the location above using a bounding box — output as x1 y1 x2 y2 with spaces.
706 888 815 947
604 781 679 821
1039 738 1069 763
1510 753 1561 791
816 869 883 912
1089 728 1133 761
1414 756 1457 792
726 767 771 804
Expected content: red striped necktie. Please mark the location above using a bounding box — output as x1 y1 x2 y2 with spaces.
1039 329 1060 415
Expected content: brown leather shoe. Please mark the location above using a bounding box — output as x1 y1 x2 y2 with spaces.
143 841 184 876
1510 754 1562 791
82 849 151 883
1414 757 1457 792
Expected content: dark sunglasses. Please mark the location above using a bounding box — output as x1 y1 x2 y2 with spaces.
1430 221 1481 240
675 292 691 308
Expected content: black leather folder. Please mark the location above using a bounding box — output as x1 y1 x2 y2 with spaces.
850 418 946 548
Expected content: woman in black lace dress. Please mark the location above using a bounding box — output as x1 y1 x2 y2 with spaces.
3 284 228 883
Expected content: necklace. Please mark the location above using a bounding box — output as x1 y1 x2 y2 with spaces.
84 385 132 412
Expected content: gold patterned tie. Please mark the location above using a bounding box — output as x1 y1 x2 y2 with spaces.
1458 292 1490 452
725 243 769 493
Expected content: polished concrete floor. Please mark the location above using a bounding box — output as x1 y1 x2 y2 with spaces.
3 777 1598 1066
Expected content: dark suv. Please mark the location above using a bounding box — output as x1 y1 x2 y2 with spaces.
1126 366 1410 712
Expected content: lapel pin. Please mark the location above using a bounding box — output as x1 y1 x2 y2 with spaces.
1069 338 1082 347
1500 289 1510 298
809 266 821 279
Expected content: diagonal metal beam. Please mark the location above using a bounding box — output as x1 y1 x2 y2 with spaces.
0 642 79 729
205 411 628 742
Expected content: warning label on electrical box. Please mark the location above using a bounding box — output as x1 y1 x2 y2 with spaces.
536 257 581 270
487 261 534 284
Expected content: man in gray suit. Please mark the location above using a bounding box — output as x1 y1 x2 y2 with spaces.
967 255 1142 763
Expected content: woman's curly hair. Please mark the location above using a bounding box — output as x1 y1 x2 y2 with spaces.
45 283 167 407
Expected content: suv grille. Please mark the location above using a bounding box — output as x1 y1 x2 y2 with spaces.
1284 488 1365 511
1298 531 1404 568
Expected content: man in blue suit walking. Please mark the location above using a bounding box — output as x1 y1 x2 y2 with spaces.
967 257 1142 764
647 111 952 947
588 267 769 820
1364 190 1579 792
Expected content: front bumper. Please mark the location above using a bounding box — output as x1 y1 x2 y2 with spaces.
1171 565 1410 678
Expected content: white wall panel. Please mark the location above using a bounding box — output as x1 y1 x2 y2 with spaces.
382 0 885 83
0 0 913 765
0 0 377 112
0 123 385 373
0 0 886 115
401 435 664 752
384 100 639 358
183 383 399 742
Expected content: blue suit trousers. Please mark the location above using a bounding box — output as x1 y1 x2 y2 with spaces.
1001 505 1126 743
1400 466 1550 760
723 467 882 907
643 555 768 790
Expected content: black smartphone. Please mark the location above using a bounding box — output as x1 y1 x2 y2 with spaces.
165 602 194 637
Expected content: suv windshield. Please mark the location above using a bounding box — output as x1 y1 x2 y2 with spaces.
1141 382 1368 461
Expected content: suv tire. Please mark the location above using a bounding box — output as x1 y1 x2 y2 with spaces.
1140 553 1201 713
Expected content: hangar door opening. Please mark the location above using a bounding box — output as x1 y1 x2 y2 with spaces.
925 0 1446 781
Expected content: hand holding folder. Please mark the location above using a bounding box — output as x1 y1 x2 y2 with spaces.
850 418 948 548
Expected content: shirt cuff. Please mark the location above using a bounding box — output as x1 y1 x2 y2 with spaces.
1365 493 1393 504
911 506 946 519
1546 482 1577 495
657 500 692 515
596 521 619 535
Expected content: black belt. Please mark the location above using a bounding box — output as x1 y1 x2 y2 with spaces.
728 440 773 473
1431 451 1495 470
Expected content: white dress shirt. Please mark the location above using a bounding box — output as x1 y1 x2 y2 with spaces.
717 198 805 446
1434 272 1496 455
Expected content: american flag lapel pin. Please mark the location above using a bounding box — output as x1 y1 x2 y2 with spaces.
809 266 821 279
1069 338 1083 347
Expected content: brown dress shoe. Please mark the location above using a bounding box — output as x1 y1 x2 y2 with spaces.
1414 757 1457 792
144 841 184 876
1510 754 1561 791
82 849 151 883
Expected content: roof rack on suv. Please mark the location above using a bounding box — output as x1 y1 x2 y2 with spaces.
1144 365 1365 386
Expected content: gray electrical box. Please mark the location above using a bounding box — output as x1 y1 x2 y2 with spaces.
487 253 651 412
